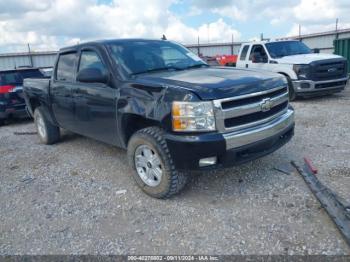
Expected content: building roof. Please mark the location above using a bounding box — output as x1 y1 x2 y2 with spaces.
277 28 350 40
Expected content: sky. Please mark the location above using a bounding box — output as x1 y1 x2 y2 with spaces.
0 0 349 53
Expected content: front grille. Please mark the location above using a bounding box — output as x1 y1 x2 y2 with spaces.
221 86 287 109
213 86 289 133
224 101 288 128
308 59 347 81
315 80 347 89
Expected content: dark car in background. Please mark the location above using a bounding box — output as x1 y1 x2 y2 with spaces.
0 68 46 125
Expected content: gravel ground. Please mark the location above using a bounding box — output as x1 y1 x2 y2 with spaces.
1 85 350 255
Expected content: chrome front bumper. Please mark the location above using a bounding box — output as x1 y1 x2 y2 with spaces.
223 108 294 150
292 76 348 93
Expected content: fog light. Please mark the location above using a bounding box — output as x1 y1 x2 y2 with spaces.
199 157 217 167
300 83 310 89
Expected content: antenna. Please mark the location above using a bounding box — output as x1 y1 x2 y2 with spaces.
335 18 339 31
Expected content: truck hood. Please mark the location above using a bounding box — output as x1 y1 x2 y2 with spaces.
136 67 285 100
275 53 344 64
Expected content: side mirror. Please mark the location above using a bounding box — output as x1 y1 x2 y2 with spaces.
77 68 109 84
313 48 320 54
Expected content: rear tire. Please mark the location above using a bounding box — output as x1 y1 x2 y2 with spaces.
34 107 60 144
127 127 187 199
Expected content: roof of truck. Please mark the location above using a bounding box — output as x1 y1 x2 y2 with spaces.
59 38 170 52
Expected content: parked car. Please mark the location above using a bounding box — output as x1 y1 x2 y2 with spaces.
236 40 349 100
0 68 45 125
23 39 295 198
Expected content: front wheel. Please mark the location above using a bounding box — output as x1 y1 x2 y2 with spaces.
34 107 60 144
286 76 296 101
127 127 188 199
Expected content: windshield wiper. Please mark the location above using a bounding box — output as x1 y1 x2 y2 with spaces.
183 64 209 70
131 66 182 76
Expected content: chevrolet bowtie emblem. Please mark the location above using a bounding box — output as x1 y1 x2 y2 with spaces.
260 98 272 112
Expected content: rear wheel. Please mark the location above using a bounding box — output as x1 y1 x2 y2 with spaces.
34 107 60 144
127 127 187 199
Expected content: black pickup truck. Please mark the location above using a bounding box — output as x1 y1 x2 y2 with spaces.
23 39 295 198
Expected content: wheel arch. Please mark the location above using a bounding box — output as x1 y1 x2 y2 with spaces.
121 114 161 147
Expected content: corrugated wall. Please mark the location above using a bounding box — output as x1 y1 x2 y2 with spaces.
0 53 57 71
186 43 241 56
334 38 350 73
281 29 350 54
1 29 350 70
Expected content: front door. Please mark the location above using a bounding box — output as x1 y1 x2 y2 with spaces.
246 44 269 70
73 49 118 145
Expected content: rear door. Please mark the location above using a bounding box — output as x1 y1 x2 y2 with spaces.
73 48 118 145
51 52 78 131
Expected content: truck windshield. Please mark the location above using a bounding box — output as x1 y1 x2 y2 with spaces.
265 41 311 58
107 40 207 76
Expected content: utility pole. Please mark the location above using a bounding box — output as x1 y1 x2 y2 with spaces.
231 34 234 55
27 43 34 68
197 36 200 56
335 18 339 31
335 18 339 40
207 24 210 43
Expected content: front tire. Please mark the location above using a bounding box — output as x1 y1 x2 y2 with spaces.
34 107 60 144
286 76 296 101
127 127 187 199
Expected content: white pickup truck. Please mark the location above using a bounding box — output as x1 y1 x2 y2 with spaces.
236 40 349 100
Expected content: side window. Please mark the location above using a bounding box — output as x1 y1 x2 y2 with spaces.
249 45 268 61
78 50 107 73
56 53 76 82
240 45 249 61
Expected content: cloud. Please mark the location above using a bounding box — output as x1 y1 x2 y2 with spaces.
189 0 350 36
1 0 350 53
293 0 337 22
0 0 241 52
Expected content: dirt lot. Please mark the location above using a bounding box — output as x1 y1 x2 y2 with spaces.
1 85 350 255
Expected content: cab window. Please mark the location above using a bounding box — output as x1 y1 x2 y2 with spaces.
56 53 76 82
249 45 268 62
78 50 107 74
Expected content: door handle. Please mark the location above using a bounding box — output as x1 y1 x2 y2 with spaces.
246 64 248 68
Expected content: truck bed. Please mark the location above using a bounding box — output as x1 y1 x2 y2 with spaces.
23 78 51 117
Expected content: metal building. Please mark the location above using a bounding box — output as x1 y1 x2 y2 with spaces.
1 28 350 70
277 28 350 54
0 51 57 71
186 42 242 56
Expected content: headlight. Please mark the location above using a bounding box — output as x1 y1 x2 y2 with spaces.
172 101 216 132
293 64 310 79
